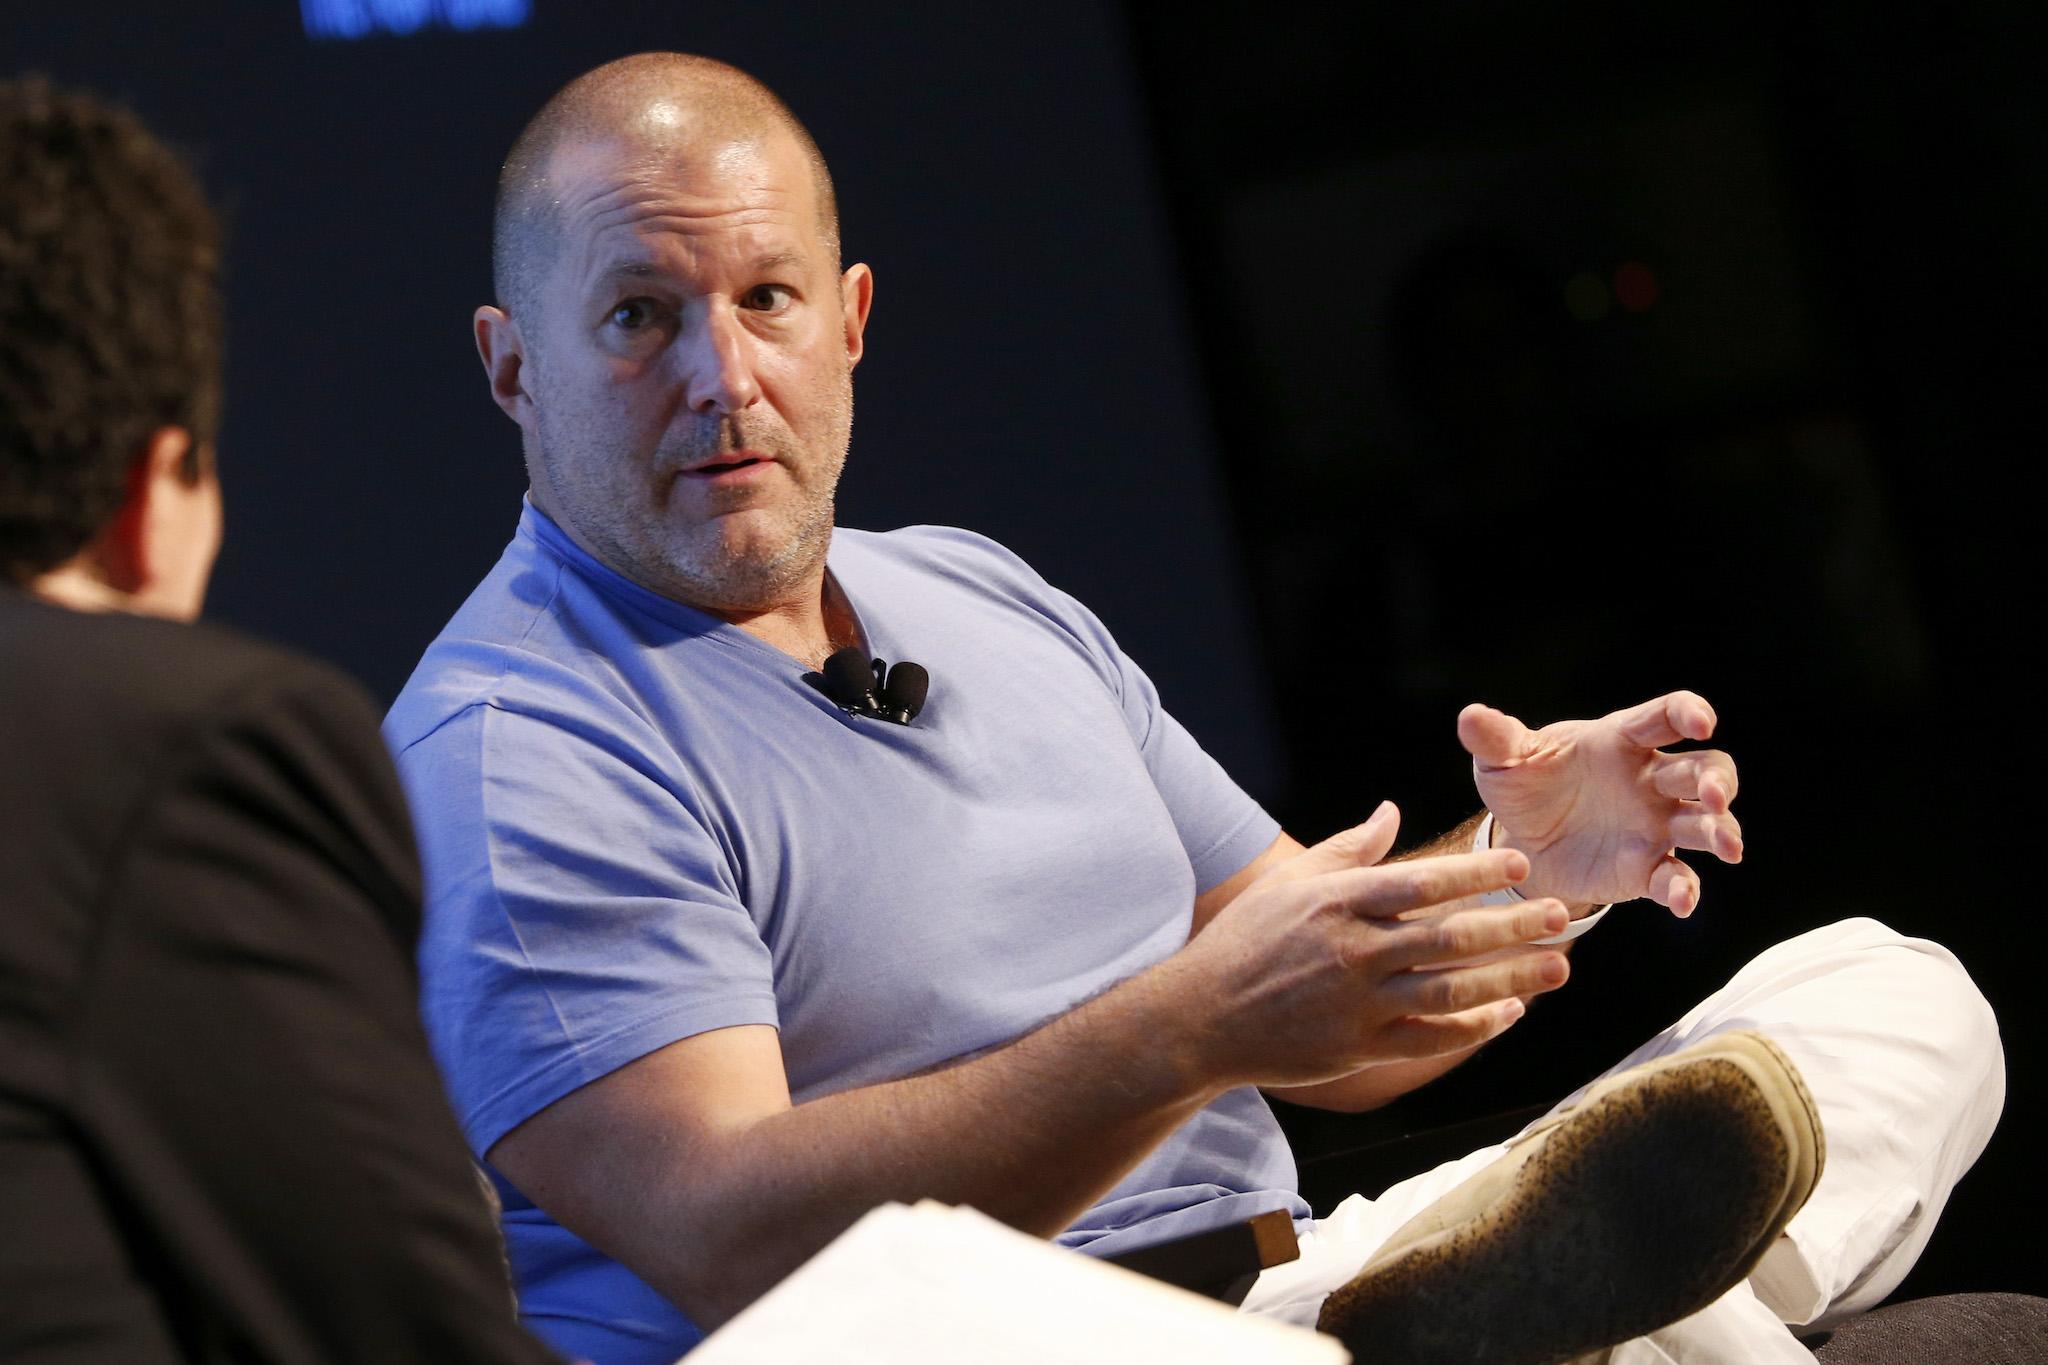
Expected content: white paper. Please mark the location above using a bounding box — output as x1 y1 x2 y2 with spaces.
688 1201 1348 1363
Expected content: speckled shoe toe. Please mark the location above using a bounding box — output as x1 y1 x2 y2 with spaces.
1315 1030 1823 1365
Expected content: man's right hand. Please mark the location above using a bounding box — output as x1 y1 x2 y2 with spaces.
1167 801 1570 1092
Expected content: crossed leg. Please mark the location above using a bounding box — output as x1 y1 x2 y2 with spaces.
1240 918 2006 1362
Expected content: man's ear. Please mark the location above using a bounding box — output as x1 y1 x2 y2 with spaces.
30 426 217 619
102 425 219 619
840 263 873 368
96 427 191 595
476 305 536 425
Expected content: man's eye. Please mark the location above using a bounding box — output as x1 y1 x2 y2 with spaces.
742 284 794 311
610 299 658 329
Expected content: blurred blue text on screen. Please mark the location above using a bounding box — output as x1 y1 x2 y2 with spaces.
301 0 530 40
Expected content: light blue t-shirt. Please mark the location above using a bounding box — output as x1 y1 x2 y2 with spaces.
385 504 1302 1363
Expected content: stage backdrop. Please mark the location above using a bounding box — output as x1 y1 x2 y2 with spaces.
5 0 1285 796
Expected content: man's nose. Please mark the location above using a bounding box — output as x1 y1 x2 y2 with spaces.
679 304 762 415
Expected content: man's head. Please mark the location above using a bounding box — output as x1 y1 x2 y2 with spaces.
0 78 224 620
476 53 872 617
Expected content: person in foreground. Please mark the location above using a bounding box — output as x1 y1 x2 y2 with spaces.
385 53 2005 1364
0 79 559 1363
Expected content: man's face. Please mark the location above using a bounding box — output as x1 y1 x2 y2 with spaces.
512 124 868 613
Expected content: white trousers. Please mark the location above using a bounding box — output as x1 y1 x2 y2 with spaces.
1239 918 2007 1363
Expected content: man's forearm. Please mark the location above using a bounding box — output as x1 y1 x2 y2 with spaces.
1390 811 1489 865
530 957 1224 1331
1265 1044 1488 1114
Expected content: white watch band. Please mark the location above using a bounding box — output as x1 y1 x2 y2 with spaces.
1470 812 1611 945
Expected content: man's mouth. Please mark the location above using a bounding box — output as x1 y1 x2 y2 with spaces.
682 451 774 481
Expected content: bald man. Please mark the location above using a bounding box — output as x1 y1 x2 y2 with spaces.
386 54 2003 1364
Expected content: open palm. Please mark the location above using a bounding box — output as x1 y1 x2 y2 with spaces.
1460 691 1743 916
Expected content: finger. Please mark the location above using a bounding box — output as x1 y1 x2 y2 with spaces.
1611 691 1717 748
1669 808 1743 862
1373 998 1527 1060
1648 750 1740 809
1321 847 1531 921
1285 801 1401 879
1380 950 1570 1017
1648 856 1701 917
1457 703 1538 770
1373 900 1570 972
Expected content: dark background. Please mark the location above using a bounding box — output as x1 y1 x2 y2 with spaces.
10 0 2040 1309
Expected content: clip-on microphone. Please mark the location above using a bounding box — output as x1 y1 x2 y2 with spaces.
878 662 928 724
808 646 930 725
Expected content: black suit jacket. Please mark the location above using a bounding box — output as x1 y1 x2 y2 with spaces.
0 590 557 1363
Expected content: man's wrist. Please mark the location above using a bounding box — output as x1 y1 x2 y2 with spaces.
1111 952 1240 1105
1471 812 1612 944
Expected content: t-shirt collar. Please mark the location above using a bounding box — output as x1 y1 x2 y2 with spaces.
515 496 875 666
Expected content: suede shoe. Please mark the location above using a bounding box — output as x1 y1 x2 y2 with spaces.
1316 1029 1824 1365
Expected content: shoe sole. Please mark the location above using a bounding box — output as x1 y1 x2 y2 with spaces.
1317 1035 1822 1365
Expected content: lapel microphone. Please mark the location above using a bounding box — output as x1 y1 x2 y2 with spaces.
821 648 880 712
810 646 931 725
879 662 929 724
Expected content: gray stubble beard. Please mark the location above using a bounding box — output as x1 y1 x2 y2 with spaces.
528 371 853 618
667 455 842 612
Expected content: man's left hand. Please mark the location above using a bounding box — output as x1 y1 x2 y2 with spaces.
1459 691 1741 916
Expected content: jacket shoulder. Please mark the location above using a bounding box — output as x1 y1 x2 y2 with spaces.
0 595 394 824
2 594 368 725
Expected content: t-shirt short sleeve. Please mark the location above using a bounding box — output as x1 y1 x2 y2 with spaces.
1129 703 1279 894
398 695 778 1156
1093 642 1278 894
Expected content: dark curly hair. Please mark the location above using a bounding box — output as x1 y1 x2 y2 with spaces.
0 77 222 585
